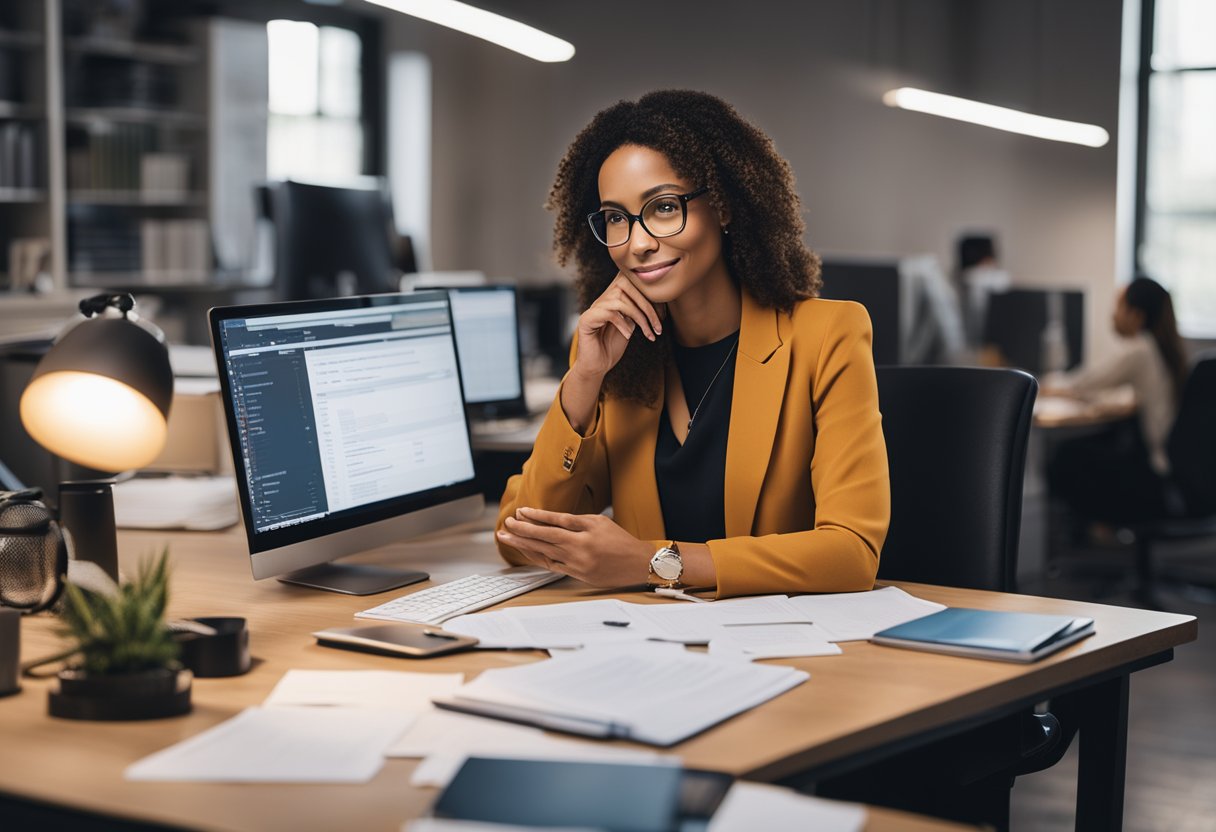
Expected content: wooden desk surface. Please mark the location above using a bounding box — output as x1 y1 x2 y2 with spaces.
1 518 1195 832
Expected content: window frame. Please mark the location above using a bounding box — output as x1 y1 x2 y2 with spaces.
1134 0 1216 338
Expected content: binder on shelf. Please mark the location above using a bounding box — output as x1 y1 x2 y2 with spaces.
871 607 1095 663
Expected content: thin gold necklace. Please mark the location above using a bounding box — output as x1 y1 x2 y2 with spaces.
687 334 740 431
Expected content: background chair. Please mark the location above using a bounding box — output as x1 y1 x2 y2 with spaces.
816 366 1052 831
1132 352 1216 607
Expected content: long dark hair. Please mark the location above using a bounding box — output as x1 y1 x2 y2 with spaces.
547 90 820 404
1125 275 1188 402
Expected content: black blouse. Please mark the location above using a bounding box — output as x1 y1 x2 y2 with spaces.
654 331 740 544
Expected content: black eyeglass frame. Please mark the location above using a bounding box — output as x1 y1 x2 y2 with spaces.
586 186 710 247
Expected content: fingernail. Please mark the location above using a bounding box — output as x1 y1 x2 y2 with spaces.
655 323 662 334
496 530 508 538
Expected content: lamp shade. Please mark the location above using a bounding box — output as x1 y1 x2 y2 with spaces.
19 317 174 473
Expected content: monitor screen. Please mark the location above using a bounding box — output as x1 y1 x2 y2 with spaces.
420 285 527 418
272 179 398 301
209 292 483 591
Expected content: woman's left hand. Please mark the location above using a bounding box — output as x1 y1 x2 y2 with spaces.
497 507 651 586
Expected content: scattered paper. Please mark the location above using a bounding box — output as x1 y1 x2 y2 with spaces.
264 669 464 712
443 596 811 649
388 710 671 787
709 782 866 832
708 622 842 660
125 706 413 783
785 587 945 642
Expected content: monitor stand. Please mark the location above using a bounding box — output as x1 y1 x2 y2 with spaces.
277 563 429 596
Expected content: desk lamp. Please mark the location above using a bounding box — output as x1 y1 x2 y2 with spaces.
18 294 173 581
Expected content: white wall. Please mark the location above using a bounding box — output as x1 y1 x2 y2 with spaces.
376 0 1124 359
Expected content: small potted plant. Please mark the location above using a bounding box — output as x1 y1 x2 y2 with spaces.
48 549 192 720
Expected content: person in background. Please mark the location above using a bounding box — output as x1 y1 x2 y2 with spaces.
493 90 890 599
955 232 1011 348
1046 275 1189 528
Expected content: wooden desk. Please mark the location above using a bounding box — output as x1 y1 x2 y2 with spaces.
1 518 1195 832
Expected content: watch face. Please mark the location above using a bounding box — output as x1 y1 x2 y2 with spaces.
653 551 682 581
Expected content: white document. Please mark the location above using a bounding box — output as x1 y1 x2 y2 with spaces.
125 706 413 783
112 475 238 531
785 586 946 642
264 669 464 712
709 782 866 832
437 644 809 747
708 622 842 660
443 595 811 649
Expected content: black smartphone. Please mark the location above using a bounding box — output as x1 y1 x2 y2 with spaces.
312 624 479 658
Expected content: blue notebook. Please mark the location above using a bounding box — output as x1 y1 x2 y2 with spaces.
871 607 1095 662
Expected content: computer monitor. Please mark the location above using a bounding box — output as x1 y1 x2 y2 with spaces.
208 292 484 595
418 285 528 420
819 257 965 366
270 179 399 301
982 288 1085 375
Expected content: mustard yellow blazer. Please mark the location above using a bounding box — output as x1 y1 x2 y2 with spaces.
496 290 890 598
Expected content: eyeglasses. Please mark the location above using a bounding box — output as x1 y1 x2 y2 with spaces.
586 187 709 247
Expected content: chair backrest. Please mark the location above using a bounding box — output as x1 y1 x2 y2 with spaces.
875 366 1038 592
1167 353 1216 517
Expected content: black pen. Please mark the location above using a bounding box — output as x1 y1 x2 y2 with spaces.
602 620 631 628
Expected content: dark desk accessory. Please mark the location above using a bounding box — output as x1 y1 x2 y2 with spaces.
314 623 479 658
174 617 251 677
433 757 733 831
18 293 173 583
0 607 19 697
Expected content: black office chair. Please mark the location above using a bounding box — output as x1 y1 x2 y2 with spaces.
817 366 1057 831
875 366 1036 592
1132 353 1216 607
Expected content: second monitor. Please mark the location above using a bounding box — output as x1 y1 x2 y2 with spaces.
419 285 529 420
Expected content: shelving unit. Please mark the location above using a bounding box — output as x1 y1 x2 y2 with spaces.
0 0 57 295
1 0 226 302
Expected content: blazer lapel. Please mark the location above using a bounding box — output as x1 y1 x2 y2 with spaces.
724 290 790 537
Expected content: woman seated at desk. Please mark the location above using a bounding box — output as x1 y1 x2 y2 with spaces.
1045 275 1189 528
494 90 890 598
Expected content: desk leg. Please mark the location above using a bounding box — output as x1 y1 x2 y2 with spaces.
1074 674 1129 831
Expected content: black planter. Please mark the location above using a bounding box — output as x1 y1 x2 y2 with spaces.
48 667 192 721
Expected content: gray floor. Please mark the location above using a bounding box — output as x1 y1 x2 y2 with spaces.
1010 539 1216 832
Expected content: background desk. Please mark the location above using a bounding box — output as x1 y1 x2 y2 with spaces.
0 516 1195 832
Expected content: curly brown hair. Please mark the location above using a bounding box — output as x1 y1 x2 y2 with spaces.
547 89 821 404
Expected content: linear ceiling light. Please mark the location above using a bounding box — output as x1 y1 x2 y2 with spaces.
364 0 575 63
882 87 1109 148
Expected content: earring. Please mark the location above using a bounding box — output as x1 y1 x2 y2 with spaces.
722 226 730 235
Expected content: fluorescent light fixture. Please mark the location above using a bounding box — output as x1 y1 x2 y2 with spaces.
364 0 575 63
883 87 1110 148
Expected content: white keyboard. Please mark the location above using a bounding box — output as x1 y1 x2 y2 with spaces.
355 567 562 626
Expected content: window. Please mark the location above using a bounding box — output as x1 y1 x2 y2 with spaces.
267 20 364 182
1139 0 1216 337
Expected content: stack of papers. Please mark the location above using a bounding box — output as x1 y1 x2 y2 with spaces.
435 642 809 747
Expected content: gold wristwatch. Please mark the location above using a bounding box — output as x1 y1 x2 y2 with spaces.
648 541 683 588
